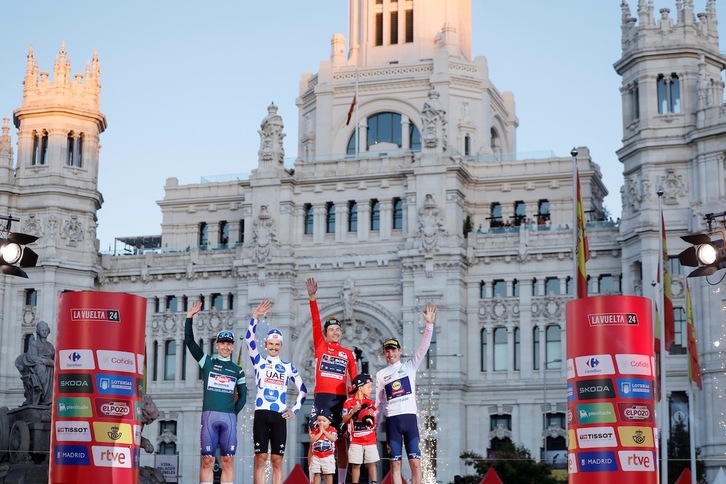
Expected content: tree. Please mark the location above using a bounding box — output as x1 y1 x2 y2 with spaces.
459 441 558 484
667 420 706 484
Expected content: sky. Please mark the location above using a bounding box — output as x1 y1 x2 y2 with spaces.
1 1 723 251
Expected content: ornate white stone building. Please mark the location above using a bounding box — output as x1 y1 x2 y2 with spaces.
0 1 724 482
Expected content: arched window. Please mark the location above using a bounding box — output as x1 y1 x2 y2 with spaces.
348 201 358 232
392 197 403 230
326 202 336 234
347 112 421 154
32 130 48 165
657 73 681 114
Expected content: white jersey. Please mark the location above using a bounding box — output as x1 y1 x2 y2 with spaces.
245 318 307 414
375 323 433 419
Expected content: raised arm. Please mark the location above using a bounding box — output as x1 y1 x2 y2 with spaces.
184 301 204 362
245 300 273 363
307 277 325 349
409 303 437 370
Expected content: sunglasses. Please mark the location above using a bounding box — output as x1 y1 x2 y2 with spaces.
217 331 234 340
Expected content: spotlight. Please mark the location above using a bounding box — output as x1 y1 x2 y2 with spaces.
0 232 39 278
678 233 726 278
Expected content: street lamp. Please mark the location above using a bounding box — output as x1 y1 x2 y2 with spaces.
543 358 562 464
421 352 463 484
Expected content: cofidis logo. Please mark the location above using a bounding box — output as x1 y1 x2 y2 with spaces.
97 349 136 373
615 354 652 376
95 374 135 396
58 349 95 370
56 397 93 418
54 444 90 466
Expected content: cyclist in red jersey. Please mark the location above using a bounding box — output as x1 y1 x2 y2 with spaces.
307 277 358 484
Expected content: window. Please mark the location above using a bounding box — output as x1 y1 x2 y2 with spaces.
227 293 234 311
598 274 619 294
211 293 223 311
490 415 512 432
533 328 540 370
304 204 313 235
405 8 414 42
375 13 383 46
514 327 521 371
368 112 402 148
670 307 687 355
410 123 421 151
198 339 204 380
238 219 245 245
326 202 336 234
464 134 471 156
492 279 506 298
219 221 229 246
210 338 218 357
23 333 34 353
32 130 48 165
490 203 503 228
165 296 177 312
657 73 681 114
632 81 640 119
164 340 176 380
390 10 399 44
154 297 160 313
545 325 562 364
370 199 380 231
512 279 520 297
158 420 178 455
393 197 403 230
479 281 486 299
545 277 560 295
199 222 208 247
348 201 358 232
493 327 507 371
25 288 37 306
513 201 526 226
669 256 686 279
181 296 188 312
152 341 159 381
537 199 550 225
480 328 487 371
66 133 75 166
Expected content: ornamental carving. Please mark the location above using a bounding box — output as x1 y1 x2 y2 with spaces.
61 216 84 244
416 194 446 253
258 103 285 164
658 169 686 205
251 205 278 263
623 172 651 213
421 88 447 150
22 215 43 238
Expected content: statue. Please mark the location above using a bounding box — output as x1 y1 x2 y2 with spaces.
15 321 55 406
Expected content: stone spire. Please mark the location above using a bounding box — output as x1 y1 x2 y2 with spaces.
0 118 14 180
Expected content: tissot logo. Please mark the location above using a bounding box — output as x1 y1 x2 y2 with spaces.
55 421 92 442
59 350 95 370
58 373 94 394
70 308 120 322
618 450 656 471
576 426 618 448
576 378 616 400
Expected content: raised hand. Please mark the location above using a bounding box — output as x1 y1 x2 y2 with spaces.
422 303 437 325
187 300 203 319
306 277 318 300
253 300 273 320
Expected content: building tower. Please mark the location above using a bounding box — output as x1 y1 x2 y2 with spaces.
0 44 106 394
615 1 726 478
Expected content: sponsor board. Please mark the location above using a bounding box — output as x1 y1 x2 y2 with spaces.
576 426 618 448
576 378 616 401
92 421 133 444
577 450 619 472
97 349 137 373
617 403 654 423
91 445 132 468
618 450 656 471
617 426 655 448
70 308 121 322
617 378 653 400
614 354 652 376
54 421 92 442
566 359 576 379
57 397 93 418
568 453 578 474
567 382 575 402
95 397 134 420
58 349 96 370
54 444 91 466
96 373 135 396
58 373 94 394
574 354 615 376
136 353 145 376
576 403 617 424
568 429 577 450
587 312 639 326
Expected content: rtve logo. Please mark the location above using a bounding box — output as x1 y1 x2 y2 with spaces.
91 445 131 468
618 450 656 472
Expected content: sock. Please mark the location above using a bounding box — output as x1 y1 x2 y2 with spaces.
338 468 347 483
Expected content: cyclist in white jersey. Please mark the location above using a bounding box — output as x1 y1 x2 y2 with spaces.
245 300 307 484
375 303 436 484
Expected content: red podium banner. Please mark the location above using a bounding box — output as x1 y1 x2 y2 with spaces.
566 295 657 483
49 291 146 484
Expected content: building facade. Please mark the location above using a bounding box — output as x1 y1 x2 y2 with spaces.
0 1 724 482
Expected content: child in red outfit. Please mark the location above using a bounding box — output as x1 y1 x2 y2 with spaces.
342 373 379 484
309 408 338 484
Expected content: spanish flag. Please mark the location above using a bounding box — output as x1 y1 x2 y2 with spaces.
686 280 702 390
659 214 675 350
345 95 357 126
654 306 662 402
576 169 590 298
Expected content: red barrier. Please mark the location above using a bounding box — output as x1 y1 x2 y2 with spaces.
49 291 146 484
566 296 657 483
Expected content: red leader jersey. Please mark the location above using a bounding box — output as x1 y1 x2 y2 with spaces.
310 300 358 395
342 396 377 445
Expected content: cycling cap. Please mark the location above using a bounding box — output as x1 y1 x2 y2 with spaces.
216 330 235 343
317 407 333 423
324 317 341 331
350 373 372 394
265 328 284 342
382 338 401 349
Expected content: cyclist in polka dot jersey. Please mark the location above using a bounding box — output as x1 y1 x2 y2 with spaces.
245 299 307 484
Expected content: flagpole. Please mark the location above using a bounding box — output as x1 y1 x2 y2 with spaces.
355 67 359 158
657 187 669 484
571 147 578 294
688 383 696 484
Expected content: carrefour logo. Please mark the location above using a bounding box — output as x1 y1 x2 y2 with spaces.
574 354 615 376
59 350 96 370
97 350 136 373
